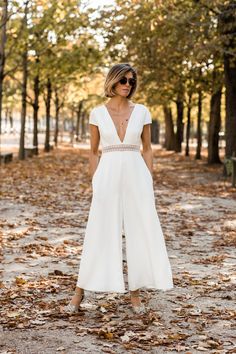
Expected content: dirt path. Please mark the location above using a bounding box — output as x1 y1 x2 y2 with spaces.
0 146 235 353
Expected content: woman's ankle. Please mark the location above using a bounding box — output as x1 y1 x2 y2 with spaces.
130 289 140 297
130 290 142 306
74 287 84 296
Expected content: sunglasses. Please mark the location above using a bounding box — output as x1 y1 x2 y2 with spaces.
118 77 136 87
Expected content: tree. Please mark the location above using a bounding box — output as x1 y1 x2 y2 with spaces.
0 0 8 137
208 68 222 164
218 1 236 158
18 1 29 160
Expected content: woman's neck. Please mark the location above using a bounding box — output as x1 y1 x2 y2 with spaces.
106 97 133 111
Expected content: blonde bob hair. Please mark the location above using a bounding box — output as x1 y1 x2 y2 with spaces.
104 63 137 99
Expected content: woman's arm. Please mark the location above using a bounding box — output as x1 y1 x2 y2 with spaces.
141 124 153 177
89 124 100 178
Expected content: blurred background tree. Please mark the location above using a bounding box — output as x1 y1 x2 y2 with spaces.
0 0 235 168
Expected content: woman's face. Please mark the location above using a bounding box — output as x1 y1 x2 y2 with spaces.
113 71 134 97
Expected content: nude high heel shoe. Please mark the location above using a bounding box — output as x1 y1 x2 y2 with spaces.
63 290 84 313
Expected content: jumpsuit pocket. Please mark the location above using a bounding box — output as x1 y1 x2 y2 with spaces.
142 159 153 183
146 166 153 183
92 166 99 184
92 158 103 184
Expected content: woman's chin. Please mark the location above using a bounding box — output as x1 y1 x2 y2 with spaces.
118 92 129 97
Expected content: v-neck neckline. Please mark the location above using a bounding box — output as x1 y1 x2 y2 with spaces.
103 103 137 144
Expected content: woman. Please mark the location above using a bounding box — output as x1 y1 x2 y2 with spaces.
63 63 174 315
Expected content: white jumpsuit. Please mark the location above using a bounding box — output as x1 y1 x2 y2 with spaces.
76 103 174 293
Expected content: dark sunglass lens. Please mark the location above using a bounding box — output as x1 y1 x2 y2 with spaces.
119 77 127 84
129 78 136 86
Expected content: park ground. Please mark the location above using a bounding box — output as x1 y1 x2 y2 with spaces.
0 144 235 354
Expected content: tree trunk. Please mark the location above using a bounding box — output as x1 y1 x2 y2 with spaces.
18 3 28 160
163 104 175 150
44 77 52 152
185 92 192 157
195 88 202 160
175 90 184 152
219 1 236 158
75 100 83 142
208 70 222 164
81 110 87 139
151 120 160 144
33 62 40 155
69 109 75 144
0 0 7 138
5 107 9 128
9 110 13 130
224 55 236 158
54 88 60 147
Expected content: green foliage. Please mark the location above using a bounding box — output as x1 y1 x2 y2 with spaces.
3 0 103 110
96 0 234 112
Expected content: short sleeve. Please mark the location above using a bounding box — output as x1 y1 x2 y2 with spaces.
143 107 152 125
89 108 98 126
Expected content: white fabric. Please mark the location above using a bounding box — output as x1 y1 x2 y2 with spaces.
76 103 174 292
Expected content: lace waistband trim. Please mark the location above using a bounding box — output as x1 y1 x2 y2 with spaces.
102 144 140 153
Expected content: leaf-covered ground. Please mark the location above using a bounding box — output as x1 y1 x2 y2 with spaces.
0 145 235 354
